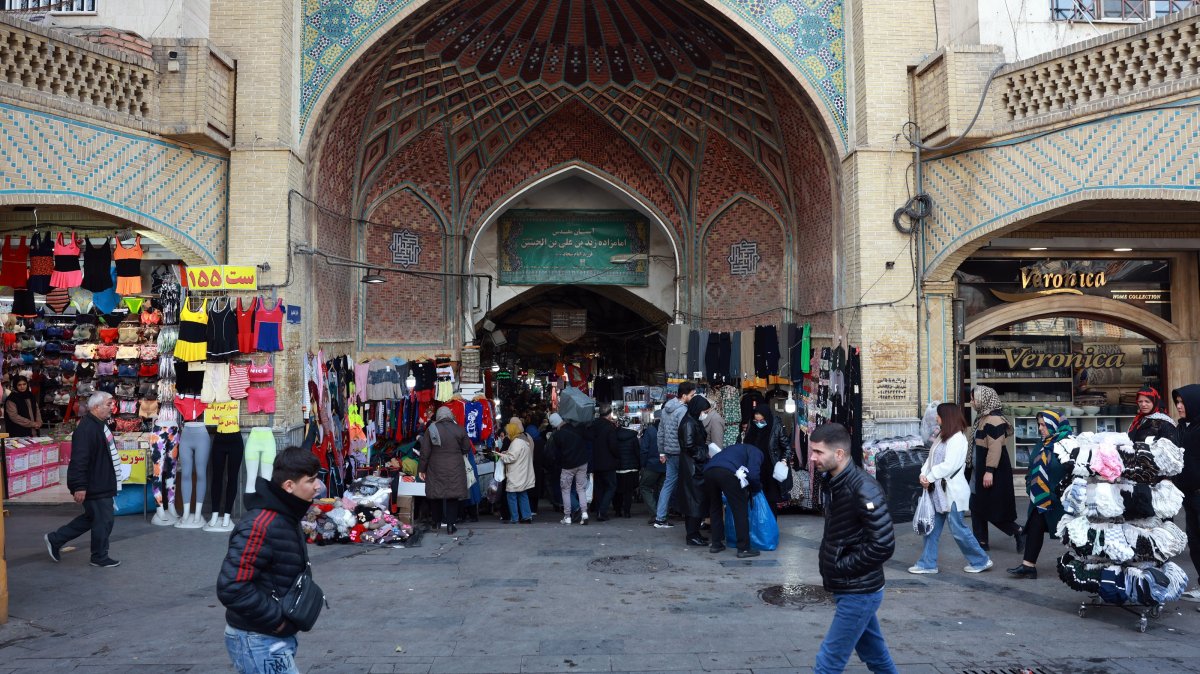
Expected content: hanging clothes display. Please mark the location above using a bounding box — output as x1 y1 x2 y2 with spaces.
0 235 28 289
49 232 83 289
174 297 209 362
27 230 53 294
205 296 240 360
113 235 144 295
81 237 113 292
252 297 285 352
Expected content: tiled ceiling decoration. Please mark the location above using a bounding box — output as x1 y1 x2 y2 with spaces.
300 0 846 147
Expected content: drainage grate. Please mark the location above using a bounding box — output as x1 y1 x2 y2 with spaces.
758 584 832 609
960 669 1054 674
587 554 670 574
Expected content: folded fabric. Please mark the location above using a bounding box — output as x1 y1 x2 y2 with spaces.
1089 442 1125 482
1057 552 1103 593
1150 437 1184 476
1118 482 1156 519
1061 477 1088 516
1147 521 1187 562
1152 480 1184 519
1098 566 1129 605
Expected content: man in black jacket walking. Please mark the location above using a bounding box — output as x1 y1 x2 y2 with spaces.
45 392 121 567
217 447 322 674
810 423 898 674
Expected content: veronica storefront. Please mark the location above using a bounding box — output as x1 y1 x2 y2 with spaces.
955 254 1179 470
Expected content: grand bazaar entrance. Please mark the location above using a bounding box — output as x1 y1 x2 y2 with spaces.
304 0 839 401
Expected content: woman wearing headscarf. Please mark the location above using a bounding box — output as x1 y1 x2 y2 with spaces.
969 386 1023 552
5 375 42 437
909 403 992 574
418 406 473 534
1127 386 1179 444
677 395 712 546
742 407 793 507
497 417 536 524
1007 410 1069 579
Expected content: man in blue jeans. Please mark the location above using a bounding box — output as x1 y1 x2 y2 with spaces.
810 423 899 674
217 447 323 674
654 381 696 527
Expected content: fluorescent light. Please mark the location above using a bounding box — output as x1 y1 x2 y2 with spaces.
1028 247 1047 251
360 269 386 284
1113 247 1133 252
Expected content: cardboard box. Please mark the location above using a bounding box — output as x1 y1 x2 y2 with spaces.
5 471 28 497
42 464 60 486
25 445 44 469
43 444 60 464
26 469 44 492
5 447 30 475
395 495 414 525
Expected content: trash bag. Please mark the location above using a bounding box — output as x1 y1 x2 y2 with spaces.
558 387 596 424
875 446 930 524
725 491 780 551
913 489 935 537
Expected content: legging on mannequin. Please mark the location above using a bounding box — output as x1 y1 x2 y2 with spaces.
210 432 245 515
179 422 212 507
149 424 179 508
243 427 277 493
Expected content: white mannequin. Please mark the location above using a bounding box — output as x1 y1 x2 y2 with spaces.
151 503 180 526
203 512 233 532
175 421 210 529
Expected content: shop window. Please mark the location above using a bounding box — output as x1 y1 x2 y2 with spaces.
962 317 1161 469
1051 0 1197 21
1 0 96 11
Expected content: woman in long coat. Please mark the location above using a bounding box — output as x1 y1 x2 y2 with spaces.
419 406 472 534
742 408 793 506
969 386 1022 552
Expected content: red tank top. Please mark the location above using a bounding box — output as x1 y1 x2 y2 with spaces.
236 297 257 354
0 235 29 288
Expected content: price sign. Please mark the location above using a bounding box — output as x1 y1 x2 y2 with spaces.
185 265 259 291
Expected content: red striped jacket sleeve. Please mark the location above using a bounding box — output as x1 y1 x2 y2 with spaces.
216 510 283 631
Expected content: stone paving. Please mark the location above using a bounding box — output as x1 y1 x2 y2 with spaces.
2 501 1200 673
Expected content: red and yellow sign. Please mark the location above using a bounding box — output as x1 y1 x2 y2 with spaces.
204 401 241 434
119 448 148 485
185 265 258 291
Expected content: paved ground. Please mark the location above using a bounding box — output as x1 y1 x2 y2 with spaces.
2 500 1200 673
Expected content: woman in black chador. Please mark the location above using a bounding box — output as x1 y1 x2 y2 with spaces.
1127 386 1179 444
968 386 1024 553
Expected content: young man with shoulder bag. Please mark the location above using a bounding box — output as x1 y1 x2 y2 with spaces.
217 446 325 674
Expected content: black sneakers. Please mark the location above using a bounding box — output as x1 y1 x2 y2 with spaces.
652 519 674 528
736 550 761 559
44 534 61 563
90 558 121 568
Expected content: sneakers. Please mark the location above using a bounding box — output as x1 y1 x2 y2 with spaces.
652 519 674 528
560 516 572 525
709 544 727 554
44 534 60 563
907 565 939 574
1180 588 1200 603
964 560 994 573
736 549 761 559
580 513 589 526
89 558 121 568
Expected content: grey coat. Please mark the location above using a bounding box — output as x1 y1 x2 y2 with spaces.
418 419 472 499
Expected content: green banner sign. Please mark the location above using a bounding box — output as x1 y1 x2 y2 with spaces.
498 210 649 286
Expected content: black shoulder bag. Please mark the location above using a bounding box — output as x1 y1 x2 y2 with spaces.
276 561 329 632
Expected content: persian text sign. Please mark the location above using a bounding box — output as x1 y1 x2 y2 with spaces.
118 448 147 484
498 210 648 286
185 265 258 290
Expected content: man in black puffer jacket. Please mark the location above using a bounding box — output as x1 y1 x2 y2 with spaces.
217 447 322 674
810 423 898 674
1171 384 1200 603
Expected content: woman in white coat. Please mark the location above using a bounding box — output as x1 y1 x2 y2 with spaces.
909 403 994 574
498 417 537 524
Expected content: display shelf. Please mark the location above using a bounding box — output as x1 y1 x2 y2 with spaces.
965 377 1073 384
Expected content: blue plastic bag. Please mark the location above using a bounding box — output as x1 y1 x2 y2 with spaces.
724 491 780 551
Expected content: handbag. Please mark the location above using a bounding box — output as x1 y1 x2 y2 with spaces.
465 455 477 488
275 562 327 632
492 459 504 483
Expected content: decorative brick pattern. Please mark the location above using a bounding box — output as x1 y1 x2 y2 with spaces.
999 8 1200 123
0 15 154 119
299 0 847 147
695 132 786 227
362 190 448 347
701 198 786 332
922 102 1200 279
361 124 452 217
0 102 226 263
462 100 684 240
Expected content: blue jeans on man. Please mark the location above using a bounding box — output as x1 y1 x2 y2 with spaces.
655 454 679 521
914 504 990 571
225 625 300 674
814 589 898 673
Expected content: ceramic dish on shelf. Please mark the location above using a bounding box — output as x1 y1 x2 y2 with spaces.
1082 405 1100 415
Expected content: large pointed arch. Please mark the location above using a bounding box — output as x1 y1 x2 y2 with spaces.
963 294 1184 344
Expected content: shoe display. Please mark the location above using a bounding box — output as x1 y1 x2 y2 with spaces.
686 536 708 546
736 550 761 559
964 560 994 573
44 534 61 563
907 565 938 574
709 544 726 553
1006 564 1037 579
89 558 121 568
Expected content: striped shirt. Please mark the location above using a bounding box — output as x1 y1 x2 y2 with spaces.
228 364 250 400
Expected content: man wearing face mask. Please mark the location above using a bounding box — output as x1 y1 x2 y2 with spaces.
701 397 725 451
218 447 324 674
654 381 697 528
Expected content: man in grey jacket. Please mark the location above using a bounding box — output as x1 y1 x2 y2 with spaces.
654 381 696 527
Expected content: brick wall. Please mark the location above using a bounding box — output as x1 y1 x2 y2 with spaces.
362 190 449 347
701 199 786 332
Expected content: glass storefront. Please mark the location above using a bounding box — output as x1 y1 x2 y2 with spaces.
962 317 1161 469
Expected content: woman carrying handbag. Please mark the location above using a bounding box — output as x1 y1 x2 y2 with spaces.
908 403 993 575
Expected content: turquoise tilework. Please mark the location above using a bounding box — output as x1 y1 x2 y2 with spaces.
0 103 227 263
922 100 1200 276
299 0 846 147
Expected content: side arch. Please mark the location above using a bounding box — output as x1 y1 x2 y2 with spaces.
963 294 1184 344
698 195 791 330
0 194 214 264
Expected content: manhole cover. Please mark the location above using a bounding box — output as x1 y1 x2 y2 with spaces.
587 554 671 574
759 584 832 608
